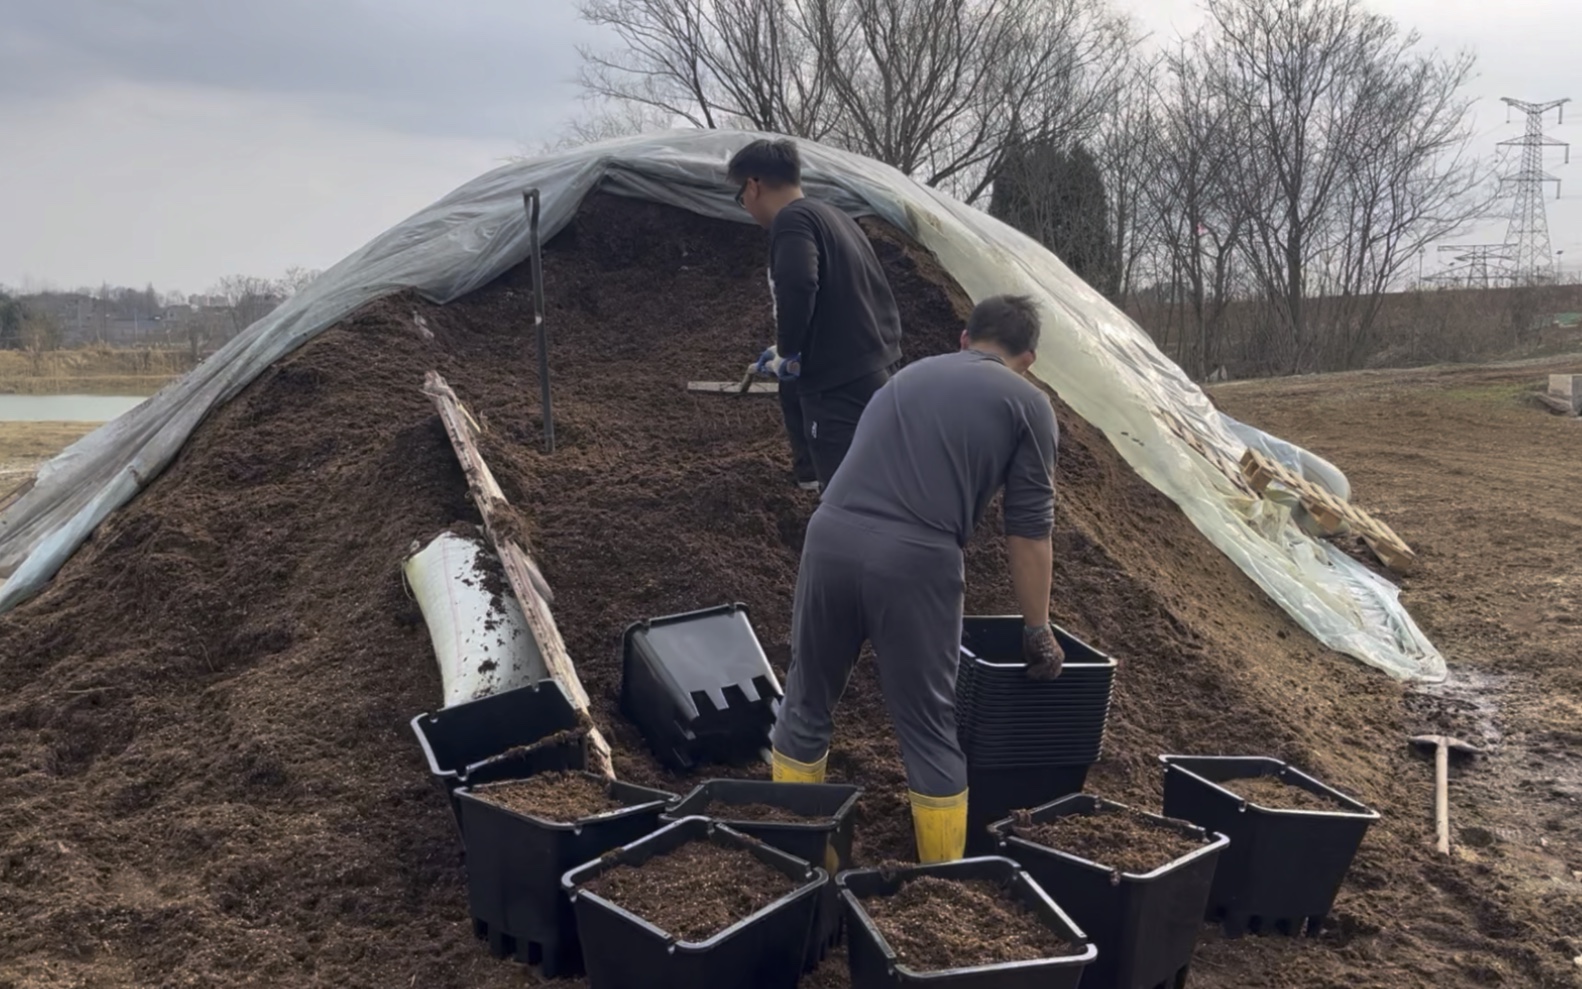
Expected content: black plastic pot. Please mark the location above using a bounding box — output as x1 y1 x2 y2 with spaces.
620 603 783 771
1159 755 1379 937
455 774 676 977
838 856 1097 989
990 794 1228 989
663 778 862 971
966 764 1091 857
563 816 825 989
956 617 1118 854
410 681 588 830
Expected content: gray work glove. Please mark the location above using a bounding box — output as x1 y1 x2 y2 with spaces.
1023 623 1065 680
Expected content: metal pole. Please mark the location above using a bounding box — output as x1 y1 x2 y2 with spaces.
523 189 554 453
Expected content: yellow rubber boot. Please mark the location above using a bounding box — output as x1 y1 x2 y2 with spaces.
771 748 827 784
910 789 969 864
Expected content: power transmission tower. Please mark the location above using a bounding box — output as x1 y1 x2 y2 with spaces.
1499 98 1570 284
1431 244 1514 289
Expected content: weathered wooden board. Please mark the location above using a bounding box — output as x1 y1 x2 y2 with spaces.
423 371 614 777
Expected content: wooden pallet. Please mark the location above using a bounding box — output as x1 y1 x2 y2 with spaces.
1154 407 1258 498
424 371 614 777
1239 448 1416 573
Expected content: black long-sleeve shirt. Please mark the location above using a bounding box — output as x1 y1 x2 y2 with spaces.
768 198 903 392
821 350 1059 545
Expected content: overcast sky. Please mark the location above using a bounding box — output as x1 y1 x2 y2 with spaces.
1 0 1579 293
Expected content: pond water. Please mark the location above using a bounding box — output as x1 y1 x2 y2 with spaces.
0 395 146 422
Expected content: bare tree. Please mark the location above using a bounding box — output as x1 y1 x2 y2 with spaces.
1143 36 1251 378
1202 0 1486 371
574 0 1133 202
212 275 281 341
577 0 832 135
276 267 323 299
1090 51 1164 307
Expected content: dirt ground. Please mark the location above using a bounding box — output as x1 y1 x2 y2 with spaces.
1213 361 1582 985
0 422 97 492
0 194 1577 987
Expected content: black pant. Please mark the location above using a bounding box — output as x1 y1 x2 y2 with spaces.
778 365 896 488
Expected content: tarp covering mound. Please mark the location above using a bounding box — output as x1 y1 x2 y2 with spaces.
0 130 1442 682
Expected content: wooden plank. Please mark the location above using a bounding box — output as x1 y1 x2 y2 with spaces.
686 380 779 395
423 371 614 778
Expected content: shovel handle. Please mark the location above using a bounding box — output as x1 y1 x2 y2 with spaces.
1434 741 1450 854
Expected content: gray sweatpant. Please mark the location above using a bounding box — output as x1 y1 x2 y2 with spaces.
772 504 967 797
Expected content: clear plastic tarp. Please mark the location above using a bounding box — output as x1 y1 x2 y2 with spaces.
0 129 1444 682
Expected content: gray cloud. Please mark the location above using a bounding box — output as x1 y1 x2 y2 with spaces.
0 0 602 142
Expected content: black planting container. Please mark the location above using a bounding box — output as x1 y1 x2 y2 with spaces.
955 617 1116 761
620 603 783 771
966 764 1091 856
662 778 863 971
838 856 1097 989
410 681 587 831
990 794 1229 989
1159 755 1379 937
563 816 825 989
956 617 1117 854
456 773 676 977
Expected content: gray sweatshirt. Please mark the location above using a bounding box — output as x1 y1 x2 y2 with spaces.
820 349 1059 545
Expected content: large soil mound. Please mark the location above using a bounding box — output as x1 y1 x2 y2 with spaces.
0 194 1570 988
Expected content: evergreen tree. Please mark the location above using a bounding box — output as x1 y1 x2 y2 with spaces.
990 141 1118 297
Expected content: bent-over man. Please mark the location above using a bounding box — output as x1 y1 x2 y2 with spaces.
769 295 1066 863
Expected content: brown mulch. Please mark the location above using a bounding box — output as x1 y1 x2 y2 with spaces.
704 801 833 824
0 193 1571 988
860 877 1080 971
471 773 625 822
1012 807 1208 874
1223 774 1355 813
579 840 797 942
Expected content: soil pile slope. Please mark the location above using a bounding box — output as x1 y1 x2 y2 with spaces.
0 194 1569 988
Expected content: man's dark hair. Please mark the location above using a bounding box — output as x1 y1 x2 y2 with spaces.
965 294 1042 356
727 139 802 188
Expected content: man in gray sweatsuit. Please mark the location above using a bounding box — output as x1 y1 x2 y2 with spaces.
769 294 1066 863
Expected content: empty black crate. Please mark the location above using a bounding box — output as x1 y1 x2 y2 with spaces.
838 856 1097 989
456 773 675 977
663 779 862 971
620 603 783 771
956 616 1116 760
563 816 825 989
990 794 1228 989
410 681 588 829
1160 755 1379 937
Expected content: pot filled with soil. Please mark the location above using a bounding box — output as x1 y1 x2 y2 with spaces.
956 616 1118 851
1159 755 1379 937
990 793 1228 989
620 603 783 771
663 778 863 970
563 815 825 989
410 680 588 831
838 856 1096 988
456 771 676 977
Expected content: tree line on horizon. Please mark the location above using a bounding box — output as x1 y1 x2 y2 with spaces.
565 0 1556 375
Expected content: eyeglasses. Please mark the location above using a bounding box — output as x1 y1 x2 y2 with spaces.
734 181 750 208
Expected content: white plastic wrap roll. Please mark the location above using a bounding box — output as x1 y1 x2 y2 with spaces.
404 529 546 707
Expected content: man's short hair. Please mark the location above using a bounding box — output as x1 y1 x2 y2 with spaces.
727 139 802 188
965 294 1042 356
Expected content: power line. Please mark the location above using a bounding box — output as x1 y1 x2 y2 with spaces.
1499 98 1570 285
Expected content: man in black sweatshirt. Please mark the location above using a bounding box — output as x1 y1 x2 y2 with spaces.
729 139 903 489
